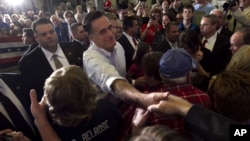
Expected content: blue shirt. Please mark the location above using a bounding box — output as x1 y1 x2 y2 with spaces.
193 3 215 25
54 22 70 42
0 22 10 31
179 23 200 33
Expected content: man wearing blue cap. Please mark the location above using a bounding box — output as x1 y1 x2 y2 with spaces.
141 48 211 138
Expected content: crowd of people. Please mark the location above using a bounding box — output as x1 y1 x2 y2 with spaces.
1 0 250 140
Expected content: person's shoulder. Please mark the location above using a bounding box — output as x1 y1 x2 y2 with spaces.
159 39 169 45
117 34 126 41
60 41 81 49
115 41 123 47
95 98 121 118
115 41 125 52
61 22 68 25
216 33 230 42
191 23 199 28
83 44 101 57
175 85 210 100
19 47 40 62
201 46 212 54
0 22 9 27
59 41 73 47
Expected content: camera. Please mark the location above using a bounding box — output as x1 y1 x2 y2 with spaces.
223 0 238 10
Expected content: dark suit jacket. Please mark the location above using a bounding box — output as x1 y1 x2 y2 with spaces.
0 73 39 140
152 29 165 50
219 26 233 38
72 39 88 52
210 34 232 76
153 39 172 53
195 47 213 92
22 42 39 56
19 42 83 101
187 105 238 141
117 34 136 71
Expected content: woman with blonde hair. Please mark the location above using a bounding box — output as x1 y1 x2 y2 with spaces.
226 45 250 71
130 125 187 141
209 45 250 89
30 65 122 141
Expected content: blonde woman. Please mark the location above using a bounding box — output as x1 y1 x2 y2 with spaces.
226 45 250 71
209 45 250 89
30 65 122 141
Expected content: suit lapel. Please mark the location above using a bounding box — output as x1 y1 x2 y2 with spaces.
123 34 135 51
35 47 53 72
212 35 222 56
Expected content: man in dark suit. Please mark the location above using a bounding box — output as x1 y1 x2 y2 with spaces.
117 16 140 70
200 14 232 76
19 18 83 101
70 22 89 52
153 21 180 53
21 28 39 56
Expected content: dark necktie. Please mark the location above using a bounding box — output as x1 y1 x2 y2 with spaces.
132 37 138 47
202 39 208 48
52 54 63 69
0 92 35 138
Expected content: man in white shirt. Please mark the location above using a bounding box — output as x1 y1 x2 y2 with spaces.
83 11 168 108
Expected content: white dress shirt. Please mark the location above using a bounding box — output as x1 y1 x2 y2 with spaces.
202 33 217 52
123 32 137 49
41 44 70 71
83 41 126 94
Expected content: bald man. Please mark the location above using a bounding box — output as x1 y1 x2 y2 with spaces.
210 9 233 38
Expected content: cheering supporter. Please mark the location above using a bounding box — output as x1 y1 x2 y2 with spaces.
140 8 163 46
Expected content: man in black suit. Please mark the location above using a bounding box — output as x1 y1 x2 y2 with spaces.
117 16 140 70
153 21 180 53
19 18 83 101
200 14 232 76
70 23 89 52
21 28 39 55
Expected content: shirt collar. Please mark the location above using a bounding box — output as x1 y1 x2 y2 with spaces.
91 42 117 58
123 32 133 40
166 38 177 48
73 39 83 44
203 32 217 43
217 26 222 34
41 44 64 61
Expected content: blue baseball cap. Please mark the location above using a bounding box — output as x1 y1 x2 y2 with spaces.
159 48 192 78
